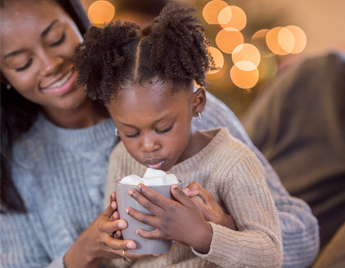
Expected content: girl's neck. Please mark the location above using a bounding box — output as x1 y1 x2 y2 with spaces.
42 98 107 129
177 128 213 165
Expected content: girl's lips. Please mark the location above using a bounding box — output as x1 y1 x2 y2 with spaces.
146 160 165 169
41 69 76 96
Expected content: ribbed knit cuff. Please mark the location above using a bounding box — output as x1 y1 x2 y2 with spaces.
191 222 240 266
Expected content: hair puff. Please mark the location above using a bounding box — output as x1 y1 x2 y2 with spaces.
73 21 140 104
146 3 216 87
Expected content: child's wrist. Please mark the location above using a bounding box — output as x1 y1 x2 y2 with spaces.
223 214 237 230
190 222 213 254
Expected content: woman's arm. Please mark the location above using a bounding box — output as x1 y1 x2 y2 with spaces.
195 91 319 267
0 194 133 268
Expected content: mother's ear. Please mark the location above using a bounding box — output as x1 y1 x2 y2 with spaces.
192 87 207 116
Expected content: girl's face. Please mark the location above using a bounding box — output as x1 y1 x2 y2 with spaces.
108 84 203 172
0 0 87 113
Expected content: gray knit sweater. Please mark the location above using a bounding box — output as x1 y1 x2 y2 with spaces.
0 92 319 268
104 128 283 267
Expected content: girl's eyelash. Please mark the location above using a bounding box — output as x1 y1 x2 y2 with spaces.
156 124 173 134
49 33 65 47
123 124 173 138
124 132 140 138
15 58 33 72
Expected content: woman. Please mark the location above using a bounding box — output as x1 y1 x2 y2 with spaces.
0 0 319 267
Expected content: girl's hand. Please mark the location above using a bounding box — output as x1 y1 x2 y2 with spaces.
126 184 213 254
183 182 237 231
64 192 151 268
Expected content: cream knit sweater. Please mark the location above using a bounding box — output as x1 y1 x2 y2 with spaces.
104 128 283 267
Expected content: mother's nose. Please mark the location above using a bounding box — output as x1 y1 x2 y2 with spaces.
38 49 64 76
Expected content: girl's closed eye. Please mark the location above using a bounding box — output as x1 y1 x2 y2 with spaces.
156 123 174 134
124 132 140 138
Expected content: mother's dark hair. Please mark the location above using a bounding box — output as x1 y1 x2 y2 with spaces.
0 0 90 213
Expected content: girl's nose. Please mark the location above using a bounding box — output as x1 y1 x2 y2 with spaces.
39 49 64 76
141 134 160 153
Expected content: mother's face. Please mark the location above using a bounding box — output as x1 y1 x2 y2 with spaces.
0 0 87 111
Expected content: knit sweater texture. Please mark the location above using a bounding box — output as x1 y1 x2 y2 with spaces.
104 128 283 267
0 92 319 268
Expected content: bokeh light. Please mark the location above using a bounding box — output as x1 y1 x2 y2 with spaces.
278 27 295 53
218 6 232 25
286 25 307 54
266 27 289 55
230 65 259 89
216 28 244 54
232 44 261 71
208 47 224 74
202 0 229 24
219 6 247 31
88 0 115 25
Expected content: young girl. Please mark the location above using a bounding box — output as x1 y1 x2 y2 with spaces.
73 3 283 267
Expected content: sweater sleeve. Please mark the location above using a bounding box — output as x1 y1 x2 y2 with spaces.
195 91 319 267
192 151 283 267
0 212 65 268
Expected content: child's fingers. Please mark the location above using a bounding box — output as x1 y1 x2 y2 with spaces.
128 187 164 216
171 184 194 208
183 182 210 205
136 184 171 209
190 196 207 212
125 207 159 228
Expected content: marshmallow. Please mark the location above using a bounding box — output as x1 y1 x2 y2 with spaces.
143 168 167 178
120 168 178 186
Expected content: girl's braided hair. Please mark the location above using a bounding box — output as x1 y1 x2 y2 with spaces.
73 3 216 105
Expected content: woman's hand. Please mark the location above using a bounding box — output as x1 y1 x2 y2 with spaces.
125 184 213 254
64 192 151 268
183 182 237 231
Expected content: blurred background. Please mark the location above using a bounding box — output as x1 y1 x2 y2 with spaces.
79 0 345 118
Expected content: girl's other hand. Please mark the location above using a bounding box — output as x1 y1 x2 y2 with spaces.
64 192 150 268
126 184 213 254
183 182 237 231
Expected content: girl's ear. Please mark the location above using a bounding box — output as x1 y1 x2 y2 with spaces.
192 87 207 116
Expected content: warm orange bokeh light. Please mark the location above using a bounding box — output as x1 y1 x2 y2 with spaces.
216 28 244 54
278 28 295 53
230 65 259 89
88 1 115 25
202 0 228 25
232 44 260 71
251 29 273 58
208 47 224 74
266 27 289 55
286 25 307 54
219 6 247 31
218 6 232 25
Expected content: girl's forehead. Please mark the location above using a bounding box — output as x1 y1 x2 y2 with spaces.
113 84 190 112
